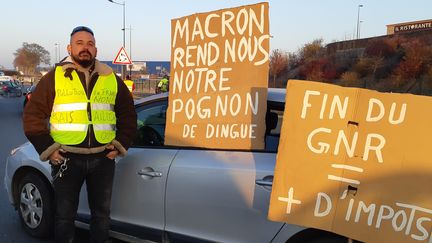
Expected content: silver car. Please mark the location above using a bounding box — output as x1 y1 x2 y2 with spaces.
4 88 351 243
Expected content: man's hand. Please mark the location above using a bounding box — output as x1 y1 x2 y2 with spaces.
49 149 67 165
106 144 119 160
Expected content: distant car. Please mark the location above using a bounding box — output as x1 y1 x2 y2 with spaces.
4 89 351 243
0 76 22 97
23 85 36 107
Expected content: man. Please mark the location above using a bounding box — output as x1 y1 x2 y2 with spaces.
156 75 169 93
123 75 134 93
23 26 137 243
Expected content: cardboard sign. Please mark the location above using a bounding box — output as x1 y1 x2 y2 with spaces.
269 80 432 243
164 2 270 150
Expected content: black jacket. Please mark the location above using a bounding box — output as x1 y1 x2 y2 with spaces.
23 57 137 160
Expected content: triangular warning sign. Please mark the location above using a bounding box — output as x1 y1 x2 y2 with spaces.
113 47 132 65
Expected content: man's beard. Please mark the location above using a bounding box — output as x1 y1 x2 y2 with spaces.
71 50 95 68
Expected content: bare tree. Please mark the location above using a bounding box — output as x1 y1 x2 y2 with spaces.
13 42 50 75
269 49 288 87
299 38 325 62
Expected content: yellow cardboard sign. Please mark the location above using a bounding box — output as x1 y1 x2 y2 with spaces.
269 80 432 243
165 3 270 150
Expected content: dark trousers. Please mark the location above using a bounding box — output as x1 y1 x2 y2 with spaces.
51 156 115 243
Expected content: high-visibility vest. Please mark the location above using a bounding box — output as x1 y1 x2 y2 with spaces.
50 67 118 145
158 78 169 92
124 79 134 92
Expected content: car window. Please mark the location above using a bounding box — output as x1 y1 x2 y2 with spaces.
2 81 13 87
264 102 284 152
133 100 168 147
132 98 284 152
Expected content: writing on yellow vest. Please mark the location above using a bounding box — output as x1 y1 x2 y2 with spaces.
49 67 118 145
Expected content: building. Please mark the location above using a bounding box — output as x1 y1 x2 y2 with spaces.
387 19 432 35
327 18 432 54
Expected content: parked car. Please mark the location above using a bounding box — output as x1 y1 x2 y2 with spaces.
0 76 22 97
23 85 36 107
4 89 350 243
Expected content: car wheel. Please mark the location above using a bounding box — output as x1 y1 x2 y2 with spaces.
18 173 54 238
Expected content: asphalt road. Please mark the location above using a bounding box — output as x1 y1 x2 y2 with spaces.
0 95 95 242
0 95 52 242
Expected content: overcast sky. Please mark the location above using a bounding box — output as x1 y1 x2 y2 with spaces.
1 0 431 69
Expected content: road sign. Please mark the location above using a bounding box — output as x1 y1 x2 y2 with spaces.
113 47 132 65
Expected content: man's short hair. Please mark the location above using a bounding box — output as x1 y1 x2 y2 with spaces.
70 26 94 37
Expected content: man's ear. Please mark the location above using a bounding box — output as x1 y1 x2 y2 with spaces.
67 44 71 55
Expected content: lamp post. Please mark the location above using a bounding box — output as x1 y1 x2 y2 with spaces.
108 0 126 78
125 25 133 76
356 4 363 39
359 20 364 39
54 43 59 64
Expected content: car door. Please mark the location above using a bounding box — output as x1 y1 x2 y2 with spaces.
164 104 286 243
78 98 179 242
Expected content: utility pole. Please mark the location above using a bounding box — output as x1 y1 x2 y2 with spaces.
108 0 126 78
356 4 364 39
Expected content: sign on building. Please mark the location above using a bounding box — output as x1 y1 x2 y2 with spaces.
269 80 432 243
165 3 270 150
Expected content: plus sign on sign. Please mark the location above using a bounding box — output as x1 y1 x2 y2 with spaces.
269 80 432 243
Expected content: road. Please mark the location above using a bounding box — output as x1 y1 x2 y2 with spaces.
0 95 97 242
0 95 52 242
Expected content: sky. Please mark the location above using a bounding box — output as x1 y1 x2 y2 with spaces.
1 0 431 69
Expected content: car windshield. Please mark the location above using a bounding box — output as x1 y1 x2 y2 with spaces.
0 81 13 87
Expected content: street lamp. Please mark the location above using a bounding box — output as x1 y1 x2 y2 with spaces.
108 0 126 78
54 43 58 65
359 20 364 39
125 25 133 76
356 4 364 39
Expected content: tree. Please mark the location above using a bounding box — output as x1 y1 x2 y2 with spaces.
299 38 325 62
269 49 288 87
13 42 50 75
392 39 432 92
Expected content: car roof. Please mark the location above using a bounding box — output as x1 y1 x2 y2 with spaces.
0 76 13 81
134 88 286 106
268 88 286 103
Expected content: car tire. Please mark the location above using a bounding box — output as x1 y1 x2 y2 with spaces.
17 173 54 238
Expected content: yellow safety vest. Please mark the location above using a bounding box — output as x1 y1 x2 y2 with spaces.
50 67 118 145
158 78 169 92
124 79 134 92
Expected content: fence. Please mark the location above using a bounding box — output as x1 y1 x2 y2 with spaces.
133 78 160 96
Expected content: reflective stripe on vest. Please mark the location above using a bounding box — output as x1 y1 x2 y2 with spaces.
50 66 118 145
